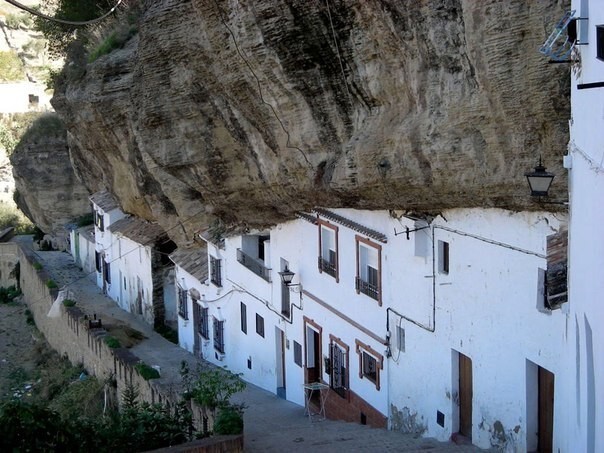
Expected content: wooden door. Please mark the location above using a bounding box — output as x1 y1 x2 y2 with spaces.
538 367 554 453
459 353 473 438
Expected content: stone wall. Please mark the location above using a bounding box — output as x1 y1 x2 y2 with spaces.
8 243 227 441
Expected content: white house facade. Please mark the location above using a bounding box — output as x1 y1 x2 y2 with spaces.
89 190 176 328
562 2 604 452
174 206 567 449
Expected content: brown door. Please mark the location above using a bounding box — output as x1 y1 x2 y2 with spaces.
538 367 554 453
459 353 473 438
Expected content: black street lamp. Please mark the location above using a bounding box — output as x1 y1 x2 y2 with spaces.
525 157 555 197
278 266 296 286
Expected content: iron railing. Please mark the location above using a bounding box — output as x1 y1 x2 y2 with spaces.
355 276 379 301
318 256 337 278
237 249 271 282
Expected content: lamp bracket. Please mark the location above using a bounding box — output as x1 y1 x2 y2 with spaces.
394 225 430 240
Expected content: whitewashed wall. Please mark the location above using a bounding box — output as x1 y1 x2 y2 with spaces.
110 235 154 325
564 2 604 452
91 205 125 292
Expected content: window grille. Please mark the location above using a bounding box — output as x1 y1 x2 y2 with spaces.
213 318 224 353
210 256 222 287
178 288 188 320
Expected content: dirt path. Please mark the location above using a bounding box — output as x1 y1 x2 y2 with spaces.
0 299 41 399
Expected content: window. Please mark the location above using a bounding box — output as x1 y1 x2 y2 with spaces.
240 302 247 334
597 25 604 60
355 339 383 390
95 251 101 273
318 221 338 280
355 236 382 304
94 210 104 231
103 261 111 284
294 341 303 367
199 307 209 339
178 287 188 320
237 234 271 282
210 256 222 287
213 317 224 353
438 240 449 274
329 335 349 398
281 266 291 318
256 313 264 338
396 325 405 353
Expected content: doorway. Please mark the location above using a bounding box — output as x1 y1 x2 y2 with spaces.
537 366 554 453
305 321 322 383
276 327 286 399
458 353 473 439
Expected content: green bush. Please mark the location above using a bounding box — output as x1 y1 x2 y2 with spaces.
0 204 34 235
62 299 76 307
0 285 21 304
213 405 244 435
189 368 246 410
46 279 58 289
76 213 94 227
104 336 121 349
33 262 43 271
24 309 34 326
134 362 160 380
154 324 178 344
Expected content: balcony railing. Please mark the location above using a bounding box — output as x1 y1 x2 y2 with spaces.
237 249 271 282
355 277 379 301
318 256 337 278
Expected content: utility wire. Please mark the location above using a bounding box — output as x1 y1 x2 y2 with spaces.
2 0 124 26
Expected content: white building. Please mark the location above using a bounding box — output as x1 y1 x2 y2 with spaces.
89 190 177 328
175 206 567 450
69 224 96 276
561 2 604 452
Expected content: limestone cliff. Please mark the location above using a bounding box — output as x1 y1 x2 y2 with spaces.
52 0 570 244
10 114 92 238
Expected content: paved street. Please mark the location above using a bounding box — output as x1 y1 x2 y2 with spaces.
26 243 488 452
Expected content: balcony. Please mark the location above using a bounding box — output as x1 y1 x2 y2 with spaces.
237 249 271 282
355 277 379 301
318 256 337 278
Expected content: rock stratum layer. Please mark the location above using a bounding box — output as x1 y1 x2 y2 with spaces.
52 0 569 244
10 114 91 236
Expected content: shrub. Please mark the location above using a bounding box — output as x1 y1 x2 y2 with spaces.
0 285 21 304
0 205 34 235
24 309 34 326
46 279 58 289
134 362 160 380
104 336 120 348
76 213 94 227
154 324 178 344
62 299 76 307
33 262 42 270
189 368 246 410
213 405 244 435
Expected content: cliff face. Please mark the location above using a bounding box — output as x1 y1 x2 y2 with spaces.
10 114 91 237
52 0 570 244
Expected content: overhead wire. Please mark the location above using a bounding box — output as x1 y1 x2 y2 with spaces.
2 0 124 26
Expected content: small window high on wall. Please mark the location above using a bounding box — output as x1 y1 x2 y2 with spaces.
597 25 604 60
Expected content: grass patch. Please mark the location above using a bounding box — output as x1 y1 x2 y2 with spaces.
33 262 42 271
134 362 160 380
103 336 120 349
0 51 25 82
88 24 138 62
62 299 76 308
154 324 178 344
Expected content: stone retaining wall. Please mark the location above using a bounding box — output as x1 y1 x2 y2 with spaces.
7 243 236 448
